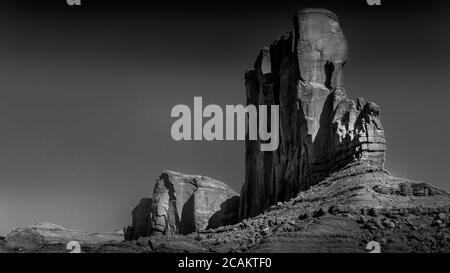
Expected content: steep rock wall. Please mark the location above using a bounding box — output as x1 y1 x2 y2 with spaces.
240 9 386 219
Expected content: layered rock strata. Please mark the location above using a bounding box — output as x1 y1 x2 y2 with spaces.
4 222 123 250
240 8 386 219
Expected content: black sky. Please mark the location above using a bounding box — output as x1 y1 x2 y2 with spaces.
0 0 449 234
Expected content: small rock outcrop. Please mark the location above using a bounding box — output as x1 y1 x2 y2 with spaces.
150 171 240 235
240 8 386 219
124 198 153 240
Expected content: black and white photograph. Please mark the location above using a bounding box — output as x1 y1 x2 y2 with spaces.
0 0 449 269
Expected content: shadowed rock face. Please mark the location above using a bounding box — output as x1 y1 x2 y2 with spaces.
240 8 386 219
124 198 153 240
151 171 240 235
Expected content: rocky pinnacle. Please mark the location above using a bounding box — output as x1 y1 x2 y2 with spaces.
240 9 386 219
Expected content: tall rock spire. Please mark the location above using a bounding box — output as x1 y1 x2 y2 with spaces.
240 9 386 219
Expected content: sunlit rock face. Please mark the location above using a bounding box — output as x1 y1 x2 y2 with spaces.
240 9 386 219
295 8 348 89
151 171 240 235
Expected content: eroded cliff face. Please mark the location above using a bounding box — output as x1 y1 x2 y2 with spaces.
240 8 386 219
151 171 240 235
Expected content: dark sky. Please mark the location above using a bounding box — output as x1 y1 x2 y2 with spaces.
0 0 449 234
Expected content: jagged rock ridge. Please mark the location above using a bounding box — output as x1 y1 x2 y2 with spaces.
240 8 386 219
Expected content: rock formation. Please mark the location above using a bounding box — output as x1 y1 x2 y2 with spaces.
3 222 123 251
3 167 450 253
124 171 239 239
124 198 153 240
240 8 386 219
150 171 239 235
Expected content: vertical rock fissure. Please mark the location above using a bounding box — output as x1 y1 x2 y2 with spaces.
163 174 181 235
324 61 335 90
143 171 240 236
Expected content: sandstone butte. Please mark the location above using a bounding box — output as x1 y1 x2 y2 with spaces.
240 8 385 219
1 8 450 253
124 171 240 239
